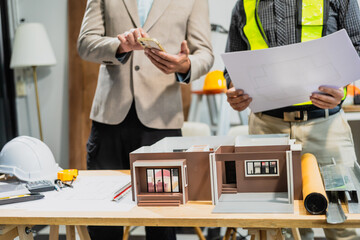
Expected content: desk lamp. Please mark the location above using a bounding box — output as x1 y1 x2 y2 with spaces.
10 23 56 141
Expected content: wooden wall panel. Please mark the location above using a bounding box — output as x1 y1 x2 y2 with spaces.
68 0 98 169
181 84 192 121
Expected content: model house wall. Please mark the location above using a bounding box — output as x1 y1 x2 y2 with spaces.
130 134 302 209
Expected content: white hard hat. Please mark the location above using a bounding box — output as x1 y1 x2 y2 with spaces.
0 136 62 181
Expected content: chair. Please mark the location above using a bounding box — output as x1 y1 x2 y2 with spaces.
181 121 211 137
227 125 249 136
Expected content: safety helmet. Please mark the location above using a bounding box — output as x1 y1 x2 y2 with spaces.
347 84 360 96
203 70 226 92
0 136 62 182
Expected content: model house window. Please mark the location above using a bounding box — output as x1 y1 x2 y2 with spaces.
245 160 279 177
146 168 180 193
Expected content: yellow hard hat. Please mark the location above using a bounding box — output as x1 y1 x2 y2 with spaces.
203 70 226 92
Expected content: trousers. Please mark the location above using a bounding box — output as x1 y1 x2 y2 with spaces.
249 110 359 240
87 102 181 240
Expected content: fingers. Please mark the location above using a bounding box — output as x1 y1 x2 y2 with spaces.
145 49 173 67
180 40 190 55
229 99 252 112
144 47 190 74
310 98 334 109
226 87 244 97
139 28 149 38
117 34 127 44
143 40 191 74
318 86 344 99
227 92 251 105
149 48 178 62
310 94 340 109
125 29 138 46
133 29 142 41
117 28 148 53
147 39 189 63
226 87 252 112
117 34 129 53
310 86 343 109
145 51 171 74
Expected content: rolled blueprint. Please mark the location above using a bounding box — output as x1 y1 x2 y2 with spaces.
302 153 328 214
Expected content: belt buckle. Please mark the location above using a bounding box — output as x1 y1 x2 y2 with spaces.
283 111 308 122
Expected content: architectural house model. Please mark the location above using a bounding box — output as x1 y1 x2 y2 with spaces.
130 134 302 213
130 136 233 206
210 134 302 213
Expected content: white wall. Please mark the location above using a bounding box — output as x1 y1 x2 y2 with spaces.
191 0 242 132
8 0 69 168
192 0 237 90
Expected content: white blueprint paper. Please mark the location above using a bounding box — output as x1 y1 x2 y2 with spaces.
0 175 135 212
221 29 360 112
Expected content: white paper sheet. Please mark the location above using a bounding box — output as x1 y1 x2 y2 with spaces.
0 182 30 198
0 175 135 212
221 29 360 112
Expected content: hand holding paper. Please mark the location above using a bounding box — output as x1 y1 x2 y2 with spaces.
310 86 344 109
226 87 252 112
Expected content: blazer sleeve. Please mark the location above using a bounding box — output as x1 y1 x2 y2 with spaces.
77 0 124 65
186 0 214 82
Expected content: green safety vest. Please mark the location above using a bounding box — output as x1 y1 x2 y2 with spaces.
241 0 346 105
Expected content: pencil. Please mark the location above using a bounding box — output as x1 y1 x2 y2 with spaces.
0 193 44 205
112 183 131 201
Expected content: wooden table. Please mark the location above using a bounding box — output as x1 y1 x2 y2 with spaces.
1 170 360 239
343 105 360 121
343 105 360 113
343 105 360 164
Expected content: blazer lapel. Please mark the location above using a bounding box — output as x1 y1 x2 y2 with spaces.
123 0 141 28
142 0 171 31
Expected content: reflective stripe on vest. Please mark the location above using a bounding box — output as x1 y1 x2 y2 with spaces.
241 0 346 104
243 0 268 50
300 0 325 42
241 0 327 48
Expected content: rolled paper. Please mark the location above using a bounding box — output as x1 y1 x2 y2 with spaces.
301 153 328 214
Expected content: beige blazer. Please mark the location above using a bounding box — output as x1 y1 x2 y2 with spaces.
78 0 213 129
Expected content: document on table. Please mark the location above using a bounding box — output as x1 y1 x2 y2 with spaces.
0 174 135 212
221 29 360 113
0 181 30 198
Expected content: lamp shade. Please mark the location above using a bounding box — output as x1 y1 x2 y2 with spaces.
10 23 56 68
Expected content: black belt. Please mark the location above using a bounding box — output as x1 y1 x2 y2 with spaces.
262 106 341 122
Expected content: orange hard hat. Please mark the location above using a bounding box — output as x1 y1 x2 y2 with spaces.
347 84 360 96
203 70 226 92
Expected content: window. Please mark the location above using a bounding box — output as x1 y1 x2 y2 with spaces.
146 168 180 193
245 160 279 177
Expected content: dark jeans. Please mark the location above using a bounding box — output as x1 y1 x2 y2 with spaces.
87 102 181 240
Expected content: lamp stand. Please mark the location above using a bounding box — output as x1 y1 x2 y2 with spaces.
32 66 43 141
